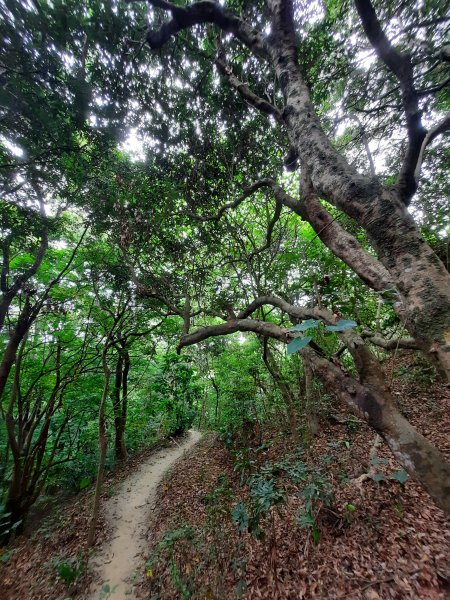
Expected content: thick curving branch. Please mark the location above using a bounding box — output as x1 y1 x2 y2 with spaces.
236 294 332 322
298 170 396 293
361 330 420 350
177 317 289 351
354 0 426 204
128 0 269 58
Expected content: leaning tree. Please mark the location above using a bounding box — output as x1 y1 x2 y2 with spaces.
109 0 450 510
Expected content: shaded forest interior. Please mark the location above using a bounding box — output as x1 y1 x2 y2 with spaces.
0 0 449 598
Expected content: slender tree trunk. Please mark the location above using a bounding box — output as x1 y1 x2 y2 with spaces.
262 338 299 441
304 360 319 439
87 347 111 547
119 351 130 459
212 377 220 424
113 354 128 461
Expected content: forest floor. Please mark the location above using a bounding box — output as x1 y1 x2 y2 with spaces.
1 353 450 600
138 353 450 600
0 431 201 600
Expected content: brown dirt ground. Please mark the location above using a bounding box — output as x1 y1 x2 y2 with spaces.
1 353 450 600
138 354 450 600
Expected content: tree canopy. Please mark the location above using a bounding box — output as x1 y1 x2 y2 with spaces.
1 0 450 548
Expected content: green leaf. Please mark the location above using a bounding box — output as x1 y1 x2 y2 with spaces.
287 336 312 355
370 455 389 466
344 503 356 512
325 319 357 332
372 473 385 482
288 319 320 332
79 477 90 491
389 470 408 485
231 502 249 533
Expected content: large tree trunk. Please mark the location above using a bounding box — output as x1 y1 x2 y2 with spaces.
304 339 450 512
266 0 450 380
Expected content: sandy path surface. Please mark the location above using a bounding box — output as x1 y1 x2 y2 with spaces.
88 430 201 600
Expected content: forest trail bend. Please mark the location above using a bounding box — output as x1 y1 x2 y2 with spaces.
87 430 201 600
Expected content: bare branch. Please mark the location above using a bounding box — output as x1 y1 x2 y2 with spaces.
186 179 272 221
354 0 425 204
414 113 450 183
215 55 282 120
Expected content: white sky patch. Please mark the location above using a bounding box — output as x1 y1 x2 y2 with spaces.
120 128 146 161
238 333 246 345
50 240 68 249
0 136 24 157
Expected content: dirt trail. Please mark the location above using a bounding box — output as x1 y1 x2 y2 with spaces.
88 430 201 600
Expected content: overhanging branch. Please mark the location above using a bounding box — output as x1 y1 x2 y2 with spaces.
128 0 269 58
177 318 288 351
354 0 426 204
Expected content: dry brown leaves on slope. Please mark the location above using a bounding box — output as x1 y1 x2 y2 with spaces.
0 436 176 600
139 357 450 599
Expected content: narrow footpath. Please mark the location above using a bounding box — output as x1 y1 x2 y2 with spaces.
88 430 202 600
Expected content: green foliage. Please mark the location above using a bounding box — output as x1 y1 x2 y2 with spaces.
0 0 447 554
325 320 357 332
287 336 313 355
47 553 86 587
